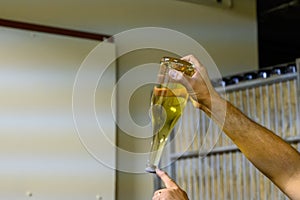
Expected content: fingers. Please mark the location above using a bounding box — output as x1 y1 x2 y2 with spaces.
168 54 202 81
168 68 183 81
156 168 178 188
152 190 162 200
168 66 197 95
181 55 203 68
154 169 190 200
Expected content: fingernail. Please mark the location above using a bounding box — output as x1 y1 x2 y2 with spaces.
155 168 162 174
169 69 182 80
168 69 177 79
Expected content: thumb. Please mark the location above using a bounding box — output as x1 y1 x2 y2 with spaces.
168 69 183 81
156 168 178 188
168 68 193 93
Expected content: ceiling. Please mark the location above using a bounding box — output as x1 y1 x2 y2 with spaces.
0 0 202 36
0 0 259 76
0 0 253 40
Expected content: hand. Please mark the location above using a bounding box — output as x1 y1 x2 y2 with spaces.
152 168 189 200
168 54 218 109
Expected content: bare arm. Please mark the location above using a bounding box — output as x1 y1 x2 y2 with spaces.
171 55 300 199
206 92 300 199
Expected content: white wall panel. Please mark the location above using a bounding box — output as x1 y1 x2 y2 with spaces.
0 27 116 200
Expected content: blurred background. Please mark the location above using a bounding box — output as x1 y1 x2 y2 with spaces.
0 0 299 199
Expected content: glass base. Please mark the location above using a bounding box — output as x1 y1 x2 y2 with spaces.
145 164 157 173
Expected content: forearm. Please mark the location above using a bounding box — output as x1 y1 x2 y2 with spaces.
177 54 300 198
200 93 300 195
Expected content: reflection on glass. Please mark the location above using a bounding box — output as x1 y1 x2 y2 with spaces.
145 57 194 173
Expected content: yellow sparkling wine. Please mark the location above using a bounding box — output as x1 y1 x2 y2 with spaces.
146 84 188 172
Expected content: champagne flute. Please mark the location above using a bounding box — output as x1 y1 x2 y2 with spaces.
145 56 195 173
